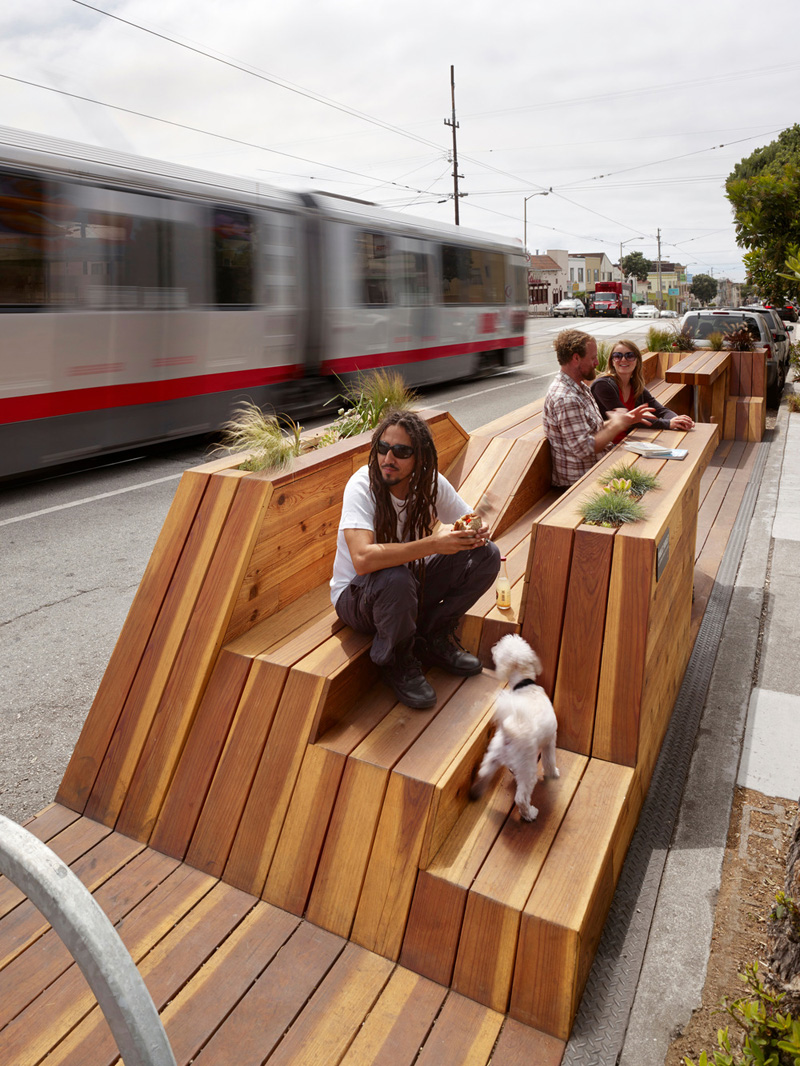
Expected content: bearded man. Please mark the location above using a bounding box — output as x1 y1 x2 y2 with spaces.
330 409 501 710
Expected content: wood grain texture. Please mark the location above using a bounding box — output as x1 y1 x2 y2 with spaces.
83 471 243 829
185 657 288 879
451 750 586 1012
400 773 516 986
509 759 634 1039
56 469 208 813
553 526 615 755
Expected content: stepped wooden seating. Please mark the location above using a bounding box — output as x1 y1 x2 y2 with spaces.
2 355 765 1062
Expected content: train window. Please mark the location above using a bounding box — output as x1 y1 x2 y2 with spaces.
357 231 391 305
213 208 255 305
442 246 504 305
393 251 432 306
0 171 48 307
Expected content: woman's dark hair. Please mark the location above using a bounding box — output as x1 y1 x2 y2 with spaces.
604 339 645 397
369 410 438 576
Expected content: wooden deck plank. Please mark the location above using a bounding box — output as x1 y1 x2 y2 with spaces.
0 847 178 1029
451 750 587 1013
0 816 110 921
490 1017 565 1066
189 923 345 1066
0 829 142 974
413 992 504 1066
2 862 217 1066
39 881 262 1066
337 967 448 1066
57 470 208 813
256 941 395 1066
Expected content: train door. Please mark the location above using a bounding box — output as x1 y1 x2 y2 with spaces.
391 237 436 371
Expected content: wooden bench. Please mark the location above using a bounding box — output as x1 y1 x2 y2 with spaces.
3 362 755 1060
666 349 731 424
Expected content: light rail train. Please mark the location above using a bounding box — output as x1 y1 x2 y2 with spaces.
0 128 528 480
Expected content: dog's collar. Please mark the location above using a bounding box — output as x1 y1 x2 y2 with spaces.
512 678 537 691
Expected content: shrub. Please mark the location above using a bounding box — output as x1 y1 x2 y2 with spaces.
596 340 611 374
600 462 661 498
646 326 674 353
579 488 645 527
218 401 303 472
707 331 727 351
672 329 696 353
317 370 416 446
724 326 756 352
683 963 800 1066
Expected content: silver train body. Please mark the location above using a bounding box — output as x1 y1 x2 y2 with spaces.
0 128 528 479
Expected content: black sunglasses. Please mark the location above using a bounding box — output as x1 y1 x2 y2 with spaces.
377 440 415 459
611 351 637 361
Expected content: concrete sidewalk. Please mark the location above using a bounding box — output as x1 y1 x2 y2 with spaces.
620 400 800 1064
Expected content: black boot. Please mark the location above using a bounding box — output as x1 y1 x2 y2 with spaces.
417 625 483 677
381 643 437 710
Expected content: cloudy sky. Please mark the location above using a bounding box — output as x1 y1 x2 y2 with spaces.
2 0 799 282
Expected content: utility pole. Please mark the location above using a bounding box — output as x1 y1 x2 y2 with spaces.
444 65 463 225
656 228 663 309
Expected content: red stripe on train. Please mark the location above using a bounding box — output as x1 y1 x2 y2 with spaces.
0 364 305 425
0 336 524 424
320 335 525 375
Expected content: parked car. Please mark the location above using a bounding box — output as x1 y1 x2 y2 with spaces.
633 304 659 319
681 309 789 406
659 309 678 318
735 306 791 373
552 298 585 318
764 302 798 324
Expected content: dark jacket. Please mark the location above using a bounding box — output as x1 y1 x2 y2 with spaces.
590 376 677 432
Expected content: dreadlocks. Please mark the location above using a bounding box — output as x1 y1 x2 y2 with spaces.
368 410 439 578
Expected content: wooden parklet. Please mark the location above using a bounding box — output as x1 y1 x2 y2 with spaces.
5 383 760 1062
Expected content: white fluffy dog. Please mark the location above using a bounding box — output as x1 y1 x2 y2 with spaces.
469 633 559 821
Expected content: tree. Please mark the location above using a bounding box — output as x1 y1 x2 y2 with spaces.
620 250 651 282
689 273 718 305
726 125 800 305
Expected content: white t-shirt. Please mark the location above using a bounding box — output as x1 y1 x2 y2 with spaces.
330 466 471 605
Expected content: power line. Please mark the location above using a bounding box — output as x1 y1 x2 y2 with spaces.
72 1 446 155
0 73 442 199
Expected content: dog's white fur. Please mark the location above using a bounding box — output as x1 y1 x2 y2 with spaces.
469 634 559 821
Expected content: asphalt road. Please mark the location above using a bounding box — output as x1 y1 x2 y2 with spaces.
0 315 655 823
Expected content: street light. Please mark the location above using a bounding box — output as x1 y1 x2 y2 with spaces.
523 189 552 254
619 237 645 276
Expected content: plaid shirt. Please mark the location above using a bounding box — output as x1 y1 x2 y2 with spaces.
543 371 607 487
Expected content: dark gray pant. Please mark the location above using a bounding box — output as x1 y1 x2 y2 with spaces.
335 542 501 666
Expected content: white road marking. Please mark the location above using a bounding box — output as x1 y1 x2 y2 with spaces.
0 473 184 527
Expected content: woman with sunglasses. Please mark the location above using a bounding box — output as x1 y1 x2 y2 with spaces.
591 339 695 444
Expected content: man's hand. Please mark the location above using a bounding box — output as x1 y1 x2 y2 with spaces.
429 523 489 555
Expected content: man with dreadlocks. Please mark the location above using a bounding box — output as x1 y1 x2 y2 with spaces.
331 410 501 709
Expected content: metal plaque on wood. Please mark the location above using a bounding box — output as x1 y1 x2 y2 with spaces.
656 528 670 581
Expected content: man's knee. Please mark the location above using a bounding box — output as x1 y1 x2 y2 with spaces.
370 565 418 603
